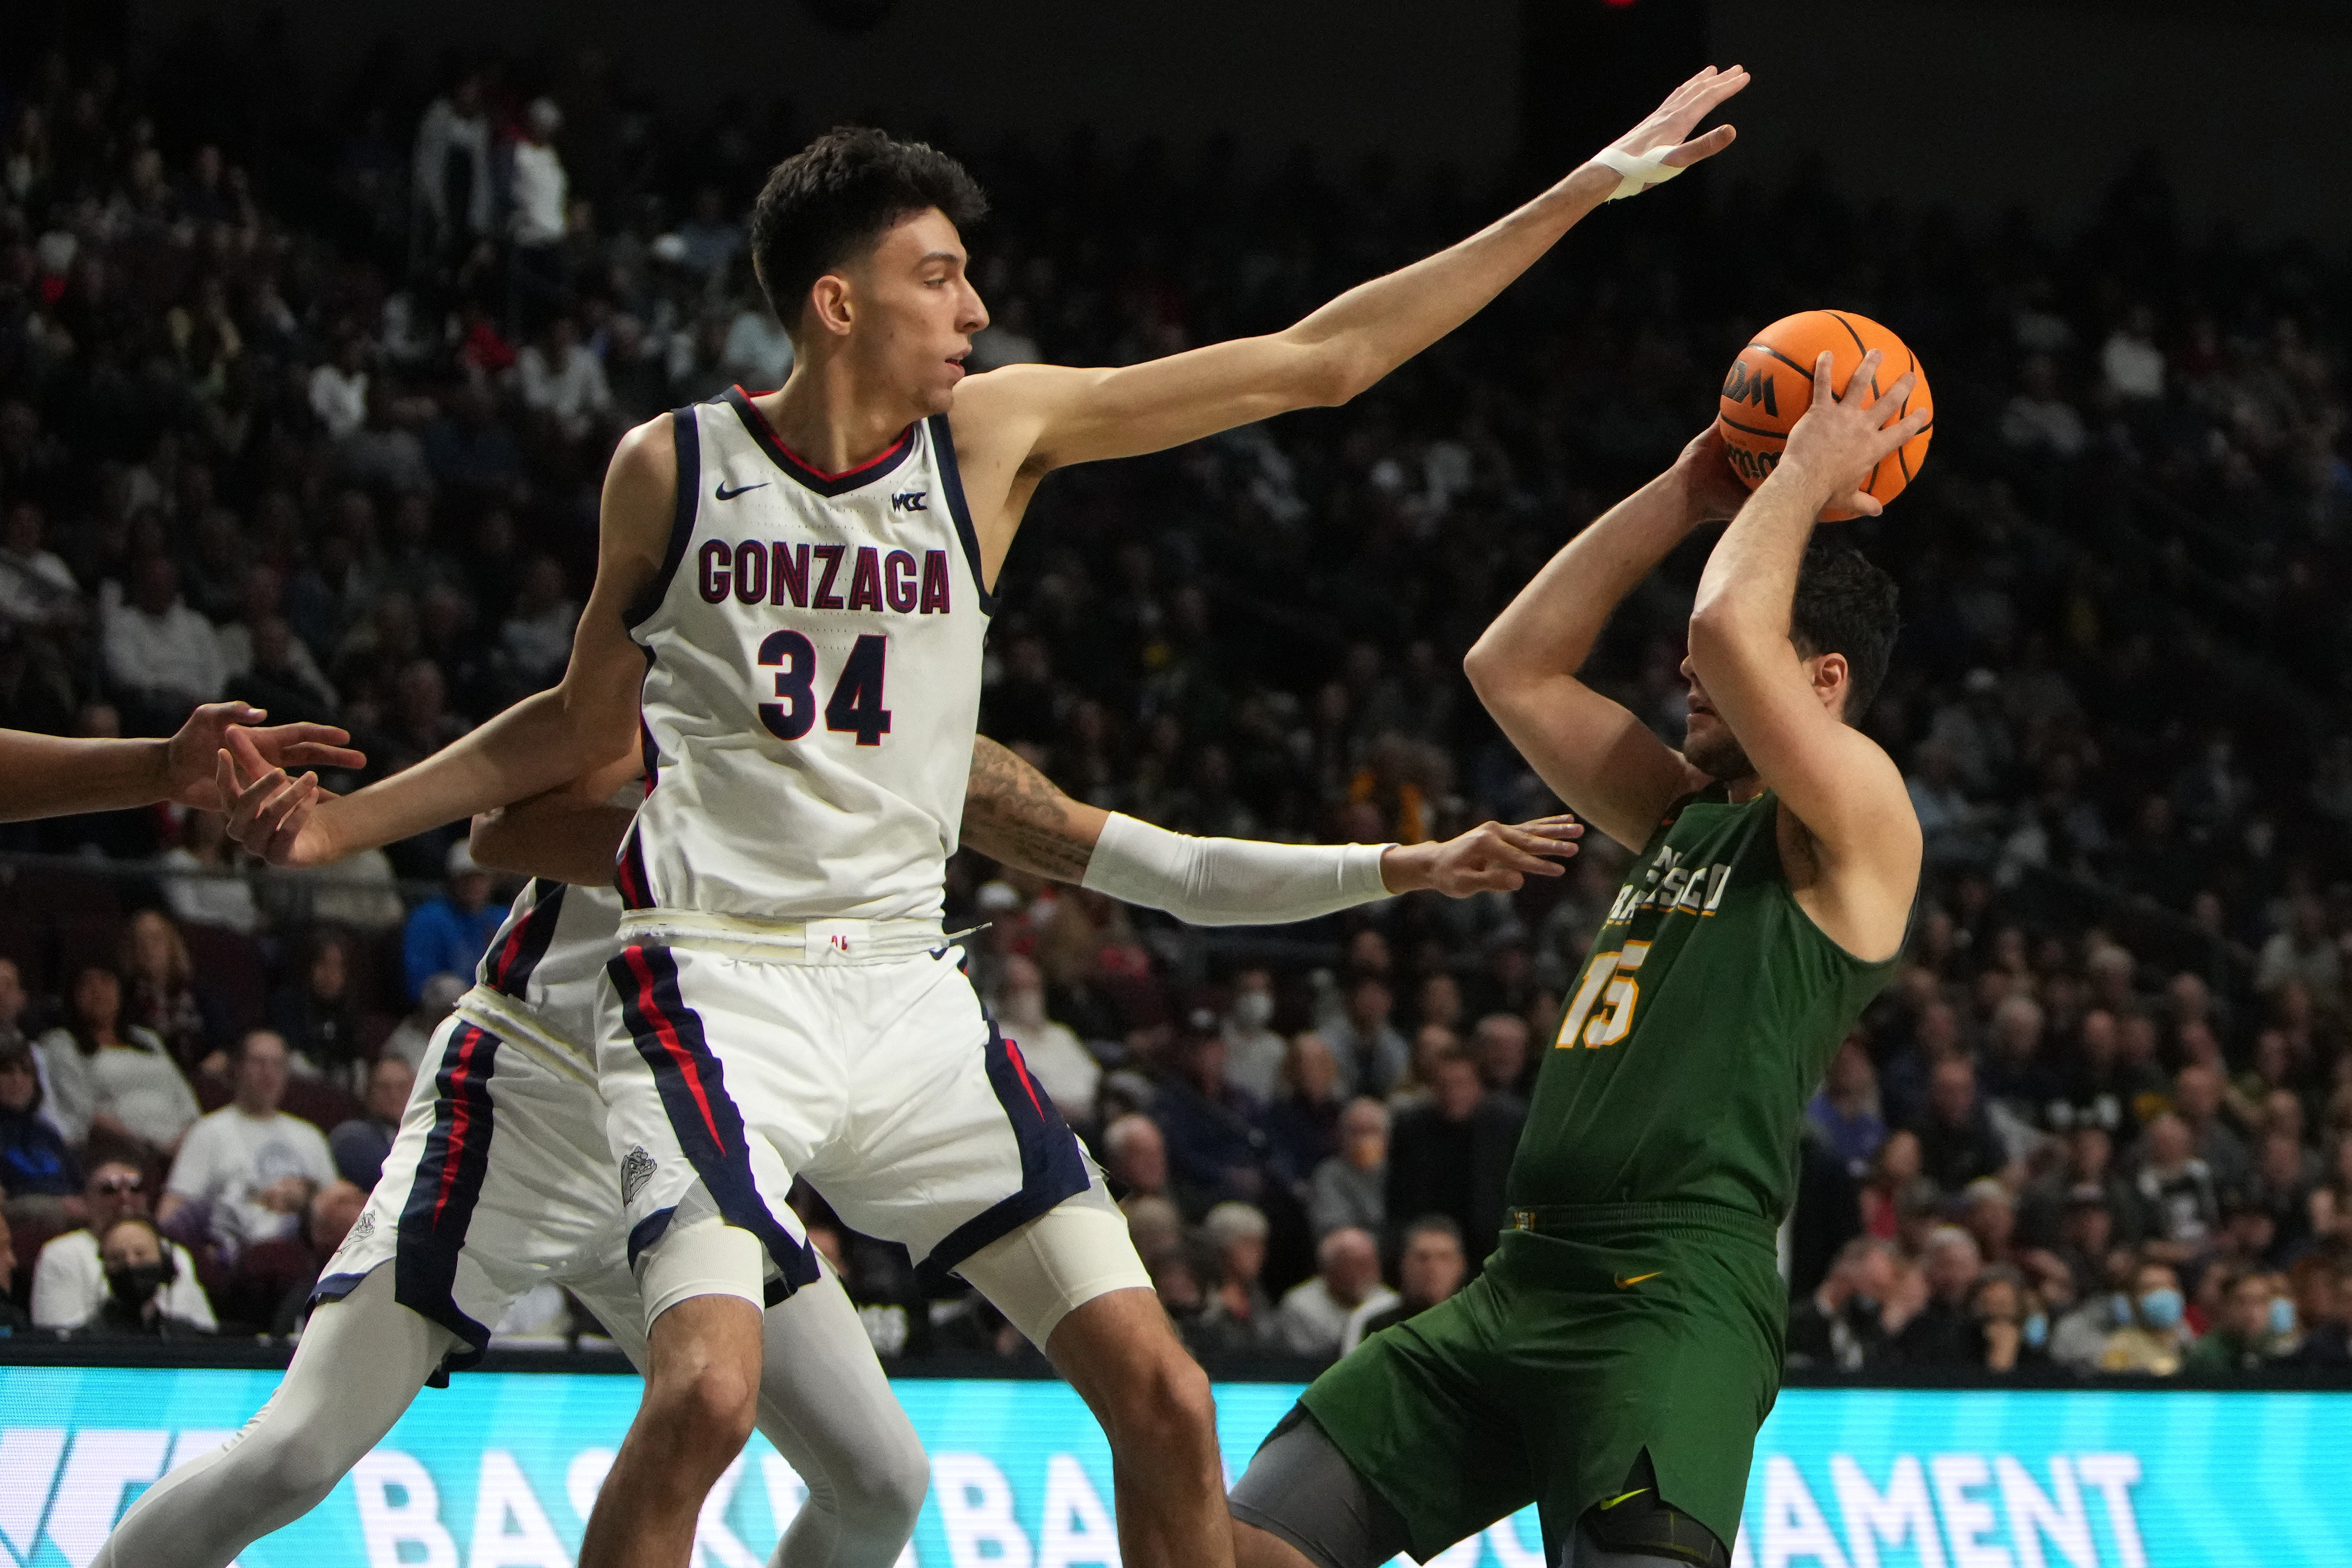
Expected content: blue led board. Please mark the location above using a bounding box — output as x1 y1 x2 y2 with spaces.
2 1369 2345 1566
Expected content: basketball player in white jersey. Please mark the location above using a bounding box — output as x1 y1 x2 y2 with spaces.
138 737 1577 1568
217 63 1741 1568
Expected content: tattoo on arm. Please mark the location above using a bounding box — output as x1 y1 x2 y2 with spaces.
966 737 1097 883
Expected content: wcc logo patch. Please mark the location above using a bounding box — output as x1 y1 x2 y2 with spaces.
621 1145 658 1205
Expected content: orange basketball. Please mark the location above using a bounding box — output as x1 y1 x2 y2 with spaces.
1715 309 1933 520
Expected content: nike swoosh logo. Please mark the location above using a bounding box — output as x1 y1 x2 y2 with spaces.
1614 1272 1662 1289
1598 1487 1650 1511
714 480 769 500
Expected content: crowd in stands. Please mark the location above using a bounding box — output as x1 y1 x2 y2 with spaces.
1 32 2351 1376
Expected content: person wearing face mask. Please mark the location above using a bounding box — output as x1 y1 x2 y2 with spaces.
992 953 1100 1126
2186 1266 2288 1373
2098 1257 2194 1375
31 1161 217 1332
1964 1268 2046 1374
84 1215 212 1338
1222 968 1288 1104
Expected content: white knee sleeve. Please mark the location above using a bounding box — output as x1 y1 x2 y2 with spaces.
956 1185 1154 1351
638 1213 769 1324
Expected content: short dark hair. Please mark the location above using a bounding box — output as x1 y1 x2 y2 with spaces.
749 127 989 335
1789 542 1900 722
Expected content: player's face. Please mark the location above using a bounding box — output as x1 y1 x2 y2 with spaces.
1676 656 1754 782
851 208 989 416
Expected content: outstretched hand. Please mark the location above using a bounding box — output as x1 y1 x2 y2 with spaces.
1384 814 1584 898
1589 65 1749 196
1672 425 1754 524
214 725 342 867
1777 349 1930 519
165 702 363 812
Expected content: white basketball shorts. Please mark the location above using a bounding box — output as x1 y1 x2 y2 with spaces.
599 940 1121 1316
320 1003 638 1370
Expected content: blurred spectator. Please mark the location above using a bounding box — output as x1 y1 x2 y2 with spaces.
1787 1236 1908 1372
1277 1225 1395 1360
1263 1032 1345 1186
676 185 743 280
1999 354 2086 457
0 1041 78 1211
2131 1111 2221 1265
1219 968 1287 1103
721 295 794 391
995 954 1098 1124
0 1211 27 1334
517 316 613 443
1309 1097 1389 1241
1194 1201 1278 1352
492 554 578 698
2284 1250 2350 1365
307 333 370 443
2099 306 2165 403
2171 1063 2252 1191
509 100 569 335
1340 1214 1467 1354
102 556 225 730
1806 1034 1886 1179
2020 1126 2139 1252
160 1031 336 1254
1959 1178 2019 1269
1103 1113 1170 1209
32 1162 214 1332
268 929 367 1081
1470 1012 1532 1101
1967 1267 2045 1374
119 908 233 1074
2186 1266 2288 1374
1384 1042 1524 1252
411 73 491 270
2255 896 2338 999
157 808 261 935
80 1216 211 1337
0 499 82 635
1859 1129 1932 1242
35 966 199 1165
1152 1008 1270 1213
382 973 469 1071
402 841 508 1003
266 1179 368 1339
1322 976 1408 1100
330 1057 415 1189
2098 1257 2193 1375
1912 1057 2011 1193
1895 1225 1985 1365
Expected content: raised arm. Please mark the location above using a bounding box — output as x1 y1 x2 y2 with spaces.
951 68 1745 516
1463 430 1748 851
0 703 361 823
964 736 1580 918
218 417 675 865
1685 350 1927 955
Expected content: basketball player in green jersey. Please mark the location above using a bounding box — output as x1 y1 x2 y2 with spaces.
1229 353 1930 1568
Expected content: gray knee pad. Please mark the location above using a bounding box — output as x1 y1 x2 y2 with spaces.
1227 1405 1411 1568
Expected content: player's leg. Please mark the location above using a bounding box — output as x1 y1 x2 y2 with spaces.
92 1266 456 1568
826 949 1224 1568
1228 1405 1413 1568
958 1210 1224 1568
573 1258 927 1568
584 944 832 1568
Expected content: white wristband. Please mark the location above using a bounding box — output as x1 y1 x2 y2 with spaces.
1080 813 1393 927
1592 143 1686 201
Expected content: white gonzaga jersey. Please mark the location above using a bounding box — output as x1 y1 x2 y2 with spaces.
458 877 625 1057
620 387 994 923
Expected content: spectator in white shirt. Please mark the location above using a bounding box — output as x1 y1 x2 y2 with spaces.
307 335 370 442
720 299 794 390
510 99 569 336
160 1030 336 1255
36 965 199 1160
1999 353 2087 458
0 499 82 634
32 1160 217 1332
494 554 578 694
103 555 225 732
412 73 491 264
157 806 261 935
518 315 614 443
993 953 1098 1124
2100 305 2165 404
1277 1224 1398 1360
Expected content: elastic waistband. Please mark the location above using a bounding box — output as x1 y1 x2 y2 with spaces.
618 909 949 966
1505 1200 1778 1246
454 987 595 1080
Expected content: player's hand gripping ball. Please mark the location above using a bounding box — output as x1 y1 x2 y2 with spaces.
1716 310 1933 520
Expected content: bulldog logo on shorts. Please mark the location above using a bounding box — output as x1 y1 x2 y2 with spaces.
621 1145 658 1204
348 1209 376 1243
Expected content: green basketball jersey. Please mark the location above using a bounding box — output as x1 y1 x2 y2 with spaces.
1506 785 1900 1222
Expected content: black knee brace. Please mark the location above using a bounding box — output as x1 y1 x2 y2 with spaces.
1579 1453 1728 1568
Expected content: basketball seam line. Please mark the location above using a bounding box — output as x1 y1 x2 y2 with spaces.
1823 311 1869 355
1749 344 1816 379
1718 414 1783 440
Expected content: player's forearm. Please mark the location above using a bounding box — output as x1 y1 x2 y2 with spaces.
1465 468 1704 693
315 691 614 860
471 799 636 886
1283 165 1617 400
0 732 171 821
1687 463 1820 670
